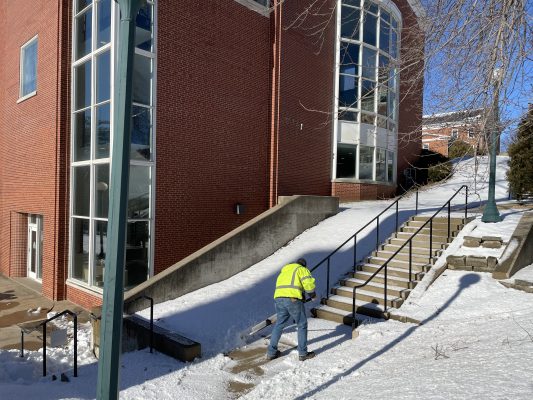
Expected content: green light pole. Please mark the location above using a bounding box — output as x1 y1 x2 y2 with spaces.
482 68 502 223
96 1 145 399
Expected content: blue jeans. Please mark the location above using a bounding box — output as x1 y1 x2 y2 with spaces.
267 297 308 357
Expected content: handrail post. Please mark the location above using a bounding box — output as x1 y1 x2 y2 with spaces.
429 219 433 263
409 240 412 282
74 313 78 377
416 190 419 215
376 216 380 249
447 201 451 239
326 258 330 300
149 298 154 353
352 287 357 329
465 186 468 220
20 331 24 358
353 235 357 274
384 265 388 313
42 323 47 377
395 201 399 232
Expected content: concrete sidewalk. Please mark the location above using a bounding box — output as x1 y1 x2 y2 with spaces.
0 274 88 351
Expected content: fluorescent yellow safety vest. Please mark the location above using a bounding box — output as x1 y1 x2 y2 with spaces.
273 263 316 300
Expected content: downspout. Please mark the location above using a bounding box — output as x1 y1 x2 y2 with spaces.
269 0 282 208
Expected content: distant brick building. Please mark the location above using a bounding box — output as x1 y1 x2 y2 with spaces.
422 109 488 157
0 0 423 308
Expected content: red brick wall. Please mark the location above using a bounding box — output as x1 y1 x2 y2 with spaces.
393 0 423 188
332 182 396 202
275 0 335 198
153 0 271 273
423 125 484 157
0 0 71 301
66 284 102 310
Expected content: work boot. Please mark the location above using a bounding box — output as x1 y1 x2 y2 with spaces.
266 350 281 360
299 351 315 361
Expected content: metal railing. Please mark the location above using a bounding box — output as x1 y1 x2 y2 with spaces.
310 188 419 298
349 185 468 327
20 309 78 377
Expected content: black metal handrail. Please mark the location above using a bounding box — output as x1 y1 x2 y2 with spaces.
125 295 154 353
349 185 468 327
19 310 78 377
310 188 419 298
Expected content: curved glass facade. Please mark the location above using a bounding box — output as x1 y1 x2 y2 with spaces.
335 0 400 183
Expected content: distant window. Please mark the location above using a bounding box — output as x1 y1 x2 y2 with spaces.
423 143 429 150
451 129 458 139
252 0 269 6
467 128 475 138
20 36 38 99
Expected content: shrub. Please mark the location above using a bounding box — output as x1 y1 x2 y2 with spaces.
428 162 452 183
448 140 475 159
507 107 533 200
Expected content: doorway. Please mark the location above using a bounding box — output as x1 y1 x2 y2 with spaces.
27 215 43 280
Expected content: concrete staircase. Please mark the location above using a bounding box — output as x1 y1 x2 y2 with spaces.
312 216 469 326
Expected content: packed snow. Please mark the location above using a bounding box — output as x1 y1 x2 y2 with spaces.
1 156 533 399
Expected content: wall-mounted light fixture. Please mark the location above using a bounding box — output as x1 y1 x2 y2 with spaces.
235 203 245 215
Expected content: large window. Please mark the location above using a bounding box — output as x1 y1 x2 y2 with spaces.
70 0 156 291
335 0 399 183
20 36 38 99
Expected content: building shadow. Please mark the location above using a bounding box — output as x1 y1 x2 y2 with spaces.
293 273 481 400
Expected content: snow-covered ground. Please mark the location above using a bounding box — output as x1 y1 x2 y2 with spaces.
2 156 533 399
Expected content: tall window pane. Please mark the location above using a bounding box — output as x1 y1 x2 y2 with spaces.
376 148 386 181
339 75 358 108
337 144 357 178
380 21 390 54
97 0 111 48
359 146 374 180
362 47 376 80
93 220 107 287
131 106 152 161
128 165 151 218
73 109 91 162
21 39 38 97
95 164 109 218
361 79 375 112
125 221 149 289
96 51 111 103
363 12 377 47
96 103 111 159
341 6 360 39
135 2 153 51
133 54 152 105
75 61 91 110
340 42 360 76
387 151 394 182
73 166 90 217
72 218 90 283
75 8 92 60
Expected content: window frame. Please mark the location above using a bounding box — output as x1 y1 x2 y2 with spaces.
18 35 39 102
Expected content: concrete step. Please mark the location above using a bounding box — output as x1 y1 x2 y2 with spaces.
319 295 389 319
332 285 404 308
311 305 358 326
367 256 432 269
387 238 448 250
340 277 409 298
394 231 452 244
411 216 469 225
381 243 445 256
358 263 427 280
373 250 437 264
402 226 460 236
350 270 417 289
406 220 463 231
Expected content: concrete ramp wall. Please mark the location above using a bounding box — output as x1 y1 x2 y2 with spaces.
124 195 339 313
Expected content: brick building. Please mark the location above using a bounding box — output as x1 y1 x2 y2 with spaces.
0 0 423 308
422 109 488 157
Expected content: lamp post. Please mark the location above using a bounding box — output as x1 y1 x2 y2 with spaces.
481 68 502 223
96 1 145 399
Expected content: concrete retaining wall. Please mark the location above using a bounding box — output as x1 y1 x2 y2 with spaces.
123 195 339 313
493 212 533 279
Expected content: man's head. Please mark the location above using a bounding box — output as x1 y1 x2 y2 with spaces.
296 258 307 267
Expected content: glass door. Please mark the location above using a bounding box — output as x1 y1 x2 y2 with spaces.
27 215 43 280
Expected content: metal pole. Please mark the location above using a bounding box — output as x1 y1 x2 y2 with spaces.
482 70 502 223
149 298 153 353
415 190 419 215
20 331 24 358
376 216 380 249
353 235 357 274
326 258 330 300
395 201 399 232
43 323 47 377
74 314 78 377
97 1 145 399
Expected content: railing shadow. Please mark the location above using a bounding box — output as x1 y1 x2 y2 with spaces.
294 273 481 400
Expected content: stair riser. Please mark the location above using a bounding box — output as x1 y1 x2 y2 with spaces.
340 279 405 297
324 299 387 319
402 227 459 236
386 240 448 250
381 244 444 255
351 272 412 288
373 251 436 264
367 257 430 269
411 216 468 224
332 288 403 308
407 222 463 231
394 233 451 244
359 265 425 280
313 308 355 326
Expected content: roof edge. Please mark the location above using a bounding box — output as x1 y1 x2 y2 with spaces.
407 0 426 19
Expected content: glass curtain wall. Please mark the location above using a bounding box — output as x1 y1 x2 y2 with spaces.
336 0 399 182
70 0 156 290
